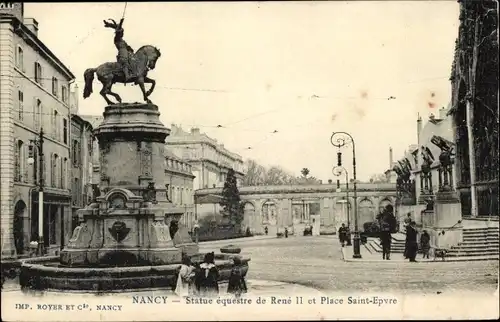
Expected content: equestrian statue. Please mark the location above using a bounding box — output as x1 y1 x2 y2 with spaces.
83 18 161 105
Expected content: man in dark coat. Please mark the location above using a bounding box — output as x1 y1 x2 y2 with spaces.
227 257 247 298
406 221 419 262
338 224 347 247
380 222 392 260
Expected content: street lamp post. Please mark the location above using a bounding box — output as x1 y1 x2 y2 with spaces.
28 128 45 256
331 131 361 259
332 165 351 246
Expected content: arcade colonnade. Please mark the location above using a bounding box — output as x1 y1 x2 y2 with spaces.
195 184 397 236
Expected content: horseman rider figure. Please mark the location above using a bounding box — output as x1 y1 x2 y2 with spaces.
104 18 135 82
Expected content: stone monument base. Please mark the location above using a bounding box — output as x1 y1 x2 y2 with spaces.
422 190 463 249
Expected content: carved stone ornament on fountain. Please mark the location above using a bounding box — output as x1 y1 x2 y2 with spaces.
60 187 182 267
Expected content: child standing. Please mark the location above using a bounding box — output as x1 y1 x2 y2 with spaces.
227 257 247 298
175 255 195 298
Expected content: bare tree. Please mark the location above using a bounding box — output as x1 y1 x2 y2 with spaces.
242 159 266 186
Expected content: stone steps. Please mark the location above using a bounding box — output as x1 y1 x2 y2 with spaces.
367 226 499 258
459 240 499 246
463 216 499 222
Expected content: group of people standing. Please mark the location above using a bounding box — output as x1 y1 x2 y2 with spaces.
175 252 248 298
403 213 431 262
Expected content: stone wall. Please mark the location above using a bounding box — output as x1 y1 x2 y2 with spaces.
195 184 397 235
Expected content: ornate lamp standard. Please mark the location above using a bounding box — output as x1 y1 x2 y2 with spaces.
332 165 351 246
27 128 45 256
331 131 361 258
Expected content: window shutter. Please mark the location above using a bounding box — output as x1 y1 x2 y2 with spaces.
14 139 19 181
23 144 28 182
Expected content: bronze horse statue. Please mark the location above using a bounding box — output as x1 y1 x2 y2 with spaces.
83 45 161 105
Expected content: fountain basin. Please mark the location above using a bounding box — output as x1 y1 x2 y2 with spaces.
19 254 250 292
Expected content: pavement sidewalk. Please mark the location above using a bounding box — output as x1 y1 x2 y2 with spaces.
197 234 285 246
1 279 322 298
340 244 499 263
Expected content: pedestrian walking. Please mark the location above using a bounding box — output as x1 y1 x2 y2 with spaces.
420 230 431 259
227 257 248 298
338 224 347 247
380 221 392 260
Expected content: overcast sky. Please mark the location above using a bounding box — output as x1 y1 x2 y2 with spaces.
25 1 460 182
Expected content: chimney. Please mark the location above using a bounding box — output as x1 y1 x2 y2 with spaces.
417 113 423 144
389 147 393 169
190 127 200 135
70 84 79 114
23 18 38 37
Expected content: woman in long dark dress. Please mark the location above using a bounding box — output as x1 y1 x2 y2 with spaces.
420 230 431 259
406 221 419 262
195 252 219 297
227 257 248 298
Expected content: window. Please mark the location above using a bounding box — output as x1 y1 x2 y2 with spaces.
34 62 43 85
18 91 23 121
62 86 68 104
72 140 80 166
15 46 24 71
59 157 64 188
15 140 24 182
52 110 59 139
62 158 68 189
33 99 41 129
73 178 79 205
63 118 68 144
51 154 59 187
51 77 58 97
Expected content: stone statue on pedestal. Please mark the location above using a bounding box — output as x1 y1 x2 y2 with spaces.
420 147 434 194
393 158 415 204
431 135 455 192
82 18 162 105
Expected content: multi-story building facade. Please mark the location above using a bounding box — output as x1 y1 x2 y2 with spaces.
70 114 94 230
1 4 75 258
79 115 102 185
164 150 196 230
166 125 245 189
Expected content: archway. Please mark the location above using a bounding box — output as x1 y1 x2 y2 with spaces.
358 198 375 231
14 200 27 255
336 198 351 228
378 198 392 214
242 202 256 233
261 200 277 225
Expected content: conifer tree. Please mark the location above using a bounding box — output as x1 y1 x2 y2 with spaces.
220 168 244 227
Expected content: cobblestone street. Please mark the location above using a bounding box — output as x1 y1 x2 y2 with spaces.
200 236 499 294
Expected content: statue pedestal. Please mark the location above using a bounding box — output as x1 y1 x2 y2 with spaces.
60 103 198 267
421 190 462 249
